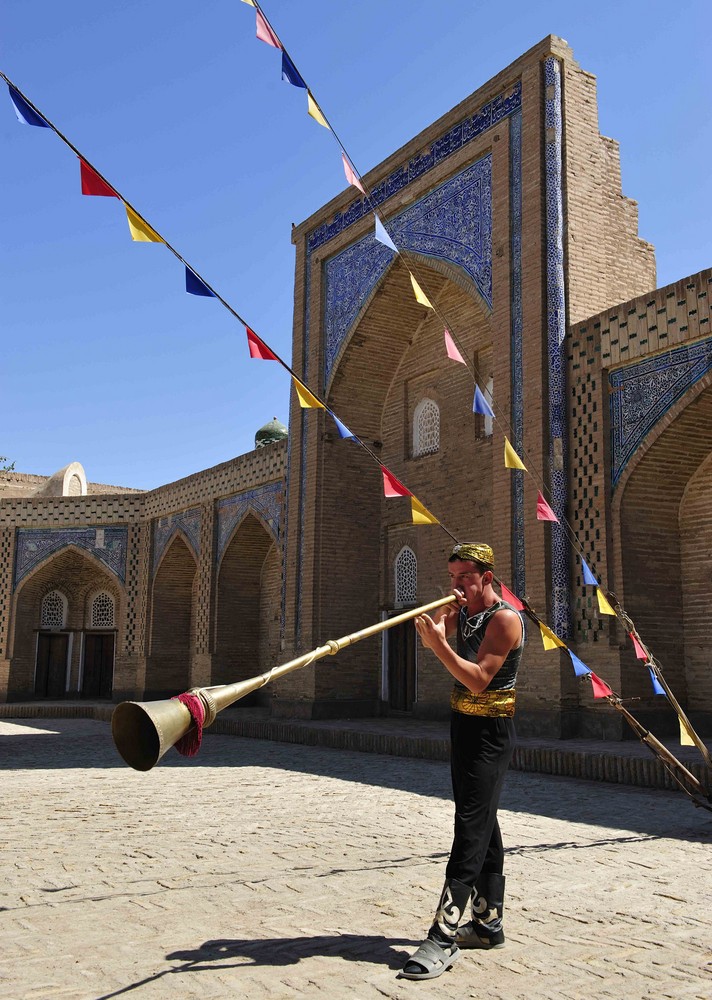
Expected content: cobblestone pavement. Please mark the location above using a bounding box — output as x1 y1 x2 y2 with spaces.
1 719 710 1000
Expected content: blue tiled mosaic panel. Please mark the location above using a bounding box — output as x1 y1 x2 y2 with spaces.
307 82 520 254
153 508 202 574
14 526 128 588
610 335 712 488
216 482 282 563
544 58 570 638
324 155 492 386
509 108 525 595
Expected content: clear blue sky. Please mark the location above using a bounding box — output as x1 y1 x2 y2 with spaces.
2 1 710 490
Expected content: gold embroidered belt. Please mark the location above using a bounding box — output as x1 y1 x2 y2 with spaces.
450 688 516 718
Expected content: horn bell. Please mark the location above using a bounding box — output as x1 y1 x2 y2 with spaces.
111 698 194 771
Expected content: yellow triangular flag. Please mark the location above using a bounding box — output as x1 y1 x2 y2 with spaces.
410 496 439 525
307 91 330 129
294 380 325 409
679 718 695 746
504 436 527 470
240 0 255 6
125 206 163 243
410 273 433 308
596 588 616 616
539 621 566 651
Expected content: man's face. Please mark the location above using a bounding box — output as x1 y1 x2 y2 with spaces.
448 559 489 605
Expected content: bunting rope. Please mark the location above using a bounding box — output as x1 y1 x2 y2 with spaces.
4 5 710 794
234 2 711 779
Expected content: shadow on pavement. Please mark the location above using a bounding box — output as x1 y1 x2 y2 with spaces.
2 718 711 842
93 935 413 998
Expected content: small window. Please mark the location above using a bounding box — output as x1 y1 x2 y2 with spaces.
41 590 67 629
90 591 115 629
413 398 440 457
395 546 417 604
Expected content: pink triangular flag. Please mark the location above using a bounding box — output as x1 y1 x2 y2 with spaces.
536 492 559 523
342 153 365 194
381 465 412 498
256 10 281 47
590 672 614 698
500 582 525 611
444 328 465 364
629 632 647 660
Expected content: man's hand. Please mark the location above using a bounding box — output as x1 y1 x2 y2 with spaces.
414 612 449 652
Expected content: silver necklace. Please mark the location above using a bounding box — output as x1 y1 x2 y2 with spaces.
460 603 501 640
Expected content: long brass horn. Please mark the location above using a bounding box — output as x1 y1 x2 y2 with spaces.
112 594 456 771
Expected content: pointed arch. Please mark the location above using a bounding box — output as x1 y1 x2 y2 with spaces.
147 534 197 697
614 379 712 716
9 545 119 701
214 512 280 699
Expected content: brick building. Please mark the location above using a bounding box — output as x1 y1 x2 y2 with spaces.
2 37 710 738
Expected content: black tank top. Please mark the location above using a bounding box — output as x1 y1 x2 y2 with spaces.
454 600 524 692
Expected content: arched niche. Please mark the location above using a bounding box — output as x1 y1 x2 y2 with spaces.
214 512 280 702
9 545 119 700
617 381 712 721
148 533 197 698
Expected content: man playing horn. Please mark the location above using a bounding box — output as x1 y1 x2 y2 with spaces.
400 543 524 980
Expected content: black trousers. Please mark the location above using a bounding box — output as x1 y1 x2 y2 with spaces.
445 712 515 886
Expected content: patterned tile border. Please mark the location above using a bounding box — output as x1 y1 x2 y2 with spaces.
610 335 712 488
544 58 570 637
152 508 202 575
14 527 128 589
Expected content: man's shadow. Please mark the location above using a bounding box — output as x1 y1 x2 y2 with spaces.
95 935 415 998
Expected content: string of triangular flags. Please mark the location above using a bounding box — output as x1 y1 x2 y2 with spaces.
231 3 705 743
3 23 704 754
2 71 446 539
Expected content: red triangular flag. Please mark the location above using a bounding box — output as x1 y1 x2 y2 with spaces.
246 327 279 361
536 491 559 523
381 465 412 498
629 632 647 660
589 672 614 698
80 159 117 197
500 582 525 611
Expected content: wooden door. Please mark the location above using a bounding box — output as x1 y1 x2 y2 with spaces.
387 617 416 712
35 633 68 698
82 633 115 699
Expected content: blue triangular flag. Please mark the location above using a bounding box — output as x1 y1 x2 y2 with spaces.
568 650 592 677
8 85 49 127
185 268 216 297
374 215 398 254
332 414 355 440
581 557 598 587
473 384 495 417
281 52 306 88
648 666 665 696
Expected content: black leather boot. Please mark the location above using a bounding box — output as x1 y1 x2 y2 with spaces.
400 878 472 980
456 873 506 949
